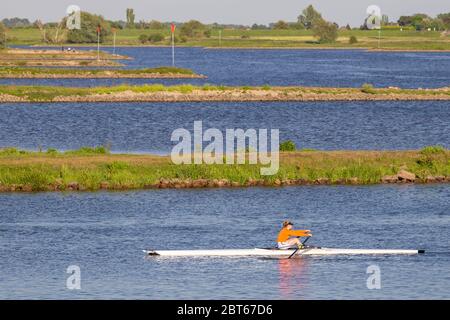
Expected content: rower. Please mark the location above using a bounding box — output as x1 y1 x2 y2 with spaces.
277 220 312 249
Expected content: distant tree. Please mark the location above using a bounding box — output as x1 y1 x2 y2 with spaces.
126 8 135 28
0 22 6 48
382 15 389 26
273 20 289 30
148 20 164 30
345 24 351 30
430 18 445 31
251 23 269 30
1 18 31 28
34 20 47 42
137 20 148 29
312 20 338 43
298 5 324 29
67 12 111 43
411 14 430 30
398 15 414 26
437 13 450 29
179 20 206 38
398 14 430 30
109 21 126 30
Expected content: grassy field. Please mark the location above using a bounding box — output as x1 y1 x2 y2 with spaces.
0 66 201 78
6 28 450 50
0 146 448 192
0 83 449 102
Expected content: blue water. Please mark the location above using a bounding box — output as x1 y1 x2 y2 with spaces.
1 48 449 300
2 47 450 88
0 185 449 299
0 100 449 153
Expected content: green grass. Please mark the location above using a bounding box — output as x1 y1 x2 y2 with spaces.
0 83 448 102
0 148 448 191
5 27 450 50
0 66 196 76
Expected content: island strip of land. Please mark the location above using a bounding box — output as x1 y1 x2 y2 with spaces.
0 48 129 67
0 84 448 102
0 67 206 79
0 147 448 192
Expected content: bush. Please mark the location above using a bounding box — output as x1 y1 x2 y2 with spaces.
361 83 376 94
279 140 297 152
0 147 19 155
148 33 165 43
173 35 187 43
203 30 212 38
312 20 338 43
420 145 446 155
349 35 358 44
138 34 148 43
148 20 164 30
273 20 289 30
179 20 206 38
65 146 110 155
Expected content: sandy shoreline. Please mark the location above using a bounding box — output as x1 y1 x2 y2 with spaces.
0 87 449 103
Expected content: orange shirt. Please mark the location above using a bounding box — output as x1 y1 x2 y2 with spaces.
277 227 309 242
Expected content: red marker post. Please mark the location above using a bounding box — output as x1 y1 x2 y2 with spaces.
111 27 116 55
171 23 176 66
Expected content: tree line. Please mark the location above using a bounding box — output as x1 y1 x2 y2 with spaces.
1 5 449 46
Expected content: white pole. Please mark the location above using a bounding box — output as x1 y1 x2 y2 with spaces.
172 32 175 66
378 29 381 49
97 31 100 61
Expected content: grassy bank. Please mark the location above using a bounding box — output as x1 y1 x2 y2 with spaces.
0 147 448 192
6 28 450 51
0 84 449 102
0 66 203 78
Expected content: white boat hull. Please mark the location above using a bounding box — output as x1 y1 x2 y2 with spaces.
144 247 424 257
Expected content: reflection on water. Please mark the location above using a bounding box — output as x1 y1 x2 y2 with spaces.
1 185 448 299
278 258 309 299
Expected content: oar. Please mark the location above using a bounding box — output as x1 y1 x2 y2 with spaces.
288 236 310 259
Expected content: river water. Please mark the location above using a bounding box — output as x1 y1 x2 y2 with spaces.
2 47 450 88
0 185 449 299
0 48 449 300
0 100 449 153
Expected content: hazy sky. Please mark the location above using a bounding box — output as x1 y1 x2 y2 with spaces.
1 0 449 26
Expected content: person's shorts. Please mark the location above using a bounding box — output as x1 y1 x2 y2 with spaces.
277 241 296 249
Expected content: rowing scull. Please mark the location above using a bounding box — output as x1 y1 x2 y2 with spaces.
144 247 424 257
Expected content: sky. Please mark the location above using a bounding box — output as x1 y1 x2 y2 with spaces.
1 0 449 27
